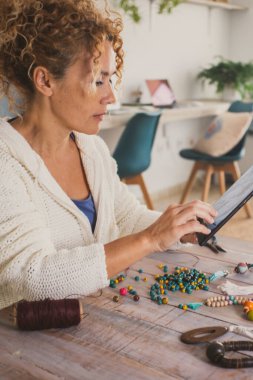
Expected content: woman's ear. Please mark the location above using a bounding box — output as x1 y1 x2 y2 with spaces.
33 66 53 96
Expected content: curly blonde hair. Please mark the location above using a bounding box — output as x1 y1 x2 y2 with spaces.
0 0 124 111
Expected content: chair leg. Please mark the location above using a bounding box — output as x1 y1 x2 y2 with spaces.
230 162 252 218
180 162 200 204
202 165 214 202
124 174 154 210
218 170 226 195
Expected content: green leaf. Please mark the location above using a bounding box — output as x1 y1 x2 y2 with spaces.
115 0 182 23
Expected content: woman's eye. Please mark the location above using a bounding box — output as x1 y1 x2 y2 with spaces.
95 80 104 87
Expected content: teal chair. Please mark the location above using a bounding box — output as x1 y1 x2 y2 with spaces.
113 112 161 209
179 100 253 217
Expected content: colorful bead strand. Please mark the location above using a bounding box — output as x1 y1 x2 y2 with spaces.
205 295 250 307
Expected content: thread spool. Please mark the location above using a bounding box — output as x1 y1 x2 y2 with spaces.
10 299 84 331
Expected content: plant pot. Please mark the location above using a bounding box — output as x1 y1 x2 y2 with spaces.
222 86 241 102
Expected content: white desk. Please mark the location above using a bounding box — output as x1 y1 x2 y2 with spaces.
101 100 229 130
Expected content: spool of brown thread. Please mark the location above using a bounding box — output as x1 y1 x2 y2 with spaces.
13 299 83 331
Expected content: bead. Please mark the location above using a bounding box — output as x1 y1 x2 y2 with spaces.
134 276 140 281
138 269 143 273
162 297 169 304
163 265 168 273
133 294 140 302
247 310 253 321
127 285 133 291
119 287 128 296
206 342 225 363
158 263 164 269
234 262 249 274
244 301 253 313
113 295 119 302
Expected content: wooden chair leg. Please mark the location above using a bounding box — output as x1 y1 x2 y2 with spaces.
124 174 154 210
218 170 226 195
230 162 252 218
180 162 200 204
202 165 214 202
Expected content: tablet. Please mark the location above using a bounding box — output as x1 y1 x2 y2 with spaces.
197 165 253 246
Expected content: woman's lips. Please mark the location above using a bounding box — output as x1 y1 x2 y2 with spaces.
93 113 106 121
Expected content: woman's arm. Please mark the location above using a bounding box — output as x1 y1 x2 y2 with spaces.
105 200 216 278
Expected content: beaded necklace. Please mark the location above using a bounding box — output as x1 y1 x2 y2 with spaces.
205 295 251 307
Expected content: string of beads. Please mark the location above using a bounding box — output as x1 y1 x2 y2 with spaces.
205 295 250 307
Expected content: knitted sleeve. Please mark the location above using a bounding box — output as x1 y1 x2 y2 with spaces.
0 158 109 309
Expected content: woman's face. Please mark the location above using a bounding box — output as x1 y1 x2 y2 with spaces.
49 40 117 135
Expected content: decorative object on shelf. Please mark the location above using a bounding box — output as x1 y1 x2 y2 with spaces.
114 0 183 23
198 58 253 101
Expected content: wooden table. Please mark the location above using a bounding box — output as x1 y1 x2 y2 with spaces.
1 236 253 379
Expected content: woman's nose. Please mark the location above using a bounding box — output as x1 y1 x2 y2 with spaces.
102 85 117 105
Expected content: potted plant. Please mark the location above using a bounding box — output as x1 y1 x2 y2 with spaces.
115 0 183 23
197 58 253 100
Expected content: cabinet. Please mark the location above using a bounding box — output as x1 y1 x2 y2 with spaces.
187 0 248 11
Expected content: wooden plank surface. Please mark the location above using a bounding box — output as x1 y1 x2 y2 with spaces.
1 236 253 379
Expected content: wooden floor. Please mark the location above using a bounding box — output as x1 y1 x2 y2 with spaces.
1 236 253 379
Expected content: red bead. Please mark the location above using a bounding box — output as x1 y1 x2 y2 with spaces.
119 287 127 296
133 295 140 302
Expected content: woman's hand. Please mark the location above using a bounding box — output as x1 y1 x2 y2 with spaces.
143 200 217 252
180 233 198 244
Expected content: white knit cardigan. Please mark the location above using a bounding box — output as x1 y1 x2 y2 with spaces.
0 119 160 310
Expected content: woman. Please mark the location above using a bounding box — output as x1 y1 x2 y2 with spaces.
0 0 216 311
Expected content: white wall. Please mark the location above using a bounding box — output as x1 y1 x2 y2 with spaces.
120 1 231 101
101 1 233 198
230 0 253 172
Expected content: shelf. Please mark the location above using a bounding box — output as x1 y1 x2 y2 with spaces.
187 0 248 11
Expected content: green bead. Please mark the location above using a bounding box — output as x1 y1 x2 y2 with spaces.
135 276 140 281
